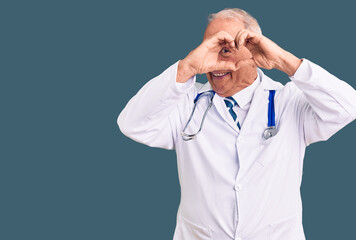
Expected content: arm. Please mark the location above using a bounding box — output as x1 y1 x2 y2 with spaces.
235 29 356 145
290 59 356 146
118 61 196 149
118 31 240 149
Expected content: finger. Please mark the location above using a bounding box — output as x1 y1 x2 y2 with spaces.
218 42 235 50
235 58 257 70
236 31 250 50
228 40 235 49
219 40 235 49
213 60 237 72
235 29 246 49
236 30 258 50
212 31 235 46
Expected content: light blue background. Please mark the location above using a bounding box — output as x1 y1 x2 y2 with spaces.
1 0 356 239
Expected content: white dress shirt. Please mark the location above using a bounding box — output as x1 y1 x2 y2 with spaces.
229 75 260 128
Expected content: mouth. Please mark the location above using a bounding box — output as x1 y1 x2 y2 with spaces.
210 71 231 80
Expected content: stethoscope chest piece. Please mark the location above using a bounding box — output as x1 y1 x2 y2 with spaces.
263 126 277 140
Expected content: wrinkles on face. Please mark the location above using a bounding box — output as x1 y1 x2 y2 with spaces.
204 18 257 97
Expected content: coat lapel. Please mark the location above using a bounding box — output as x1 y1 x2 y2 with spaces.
198 82 240 134
240 68 284 135
237 69 284 176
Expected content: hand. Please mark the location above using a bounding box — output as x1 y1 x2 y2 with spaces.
177 31 238 83
235 30 302 76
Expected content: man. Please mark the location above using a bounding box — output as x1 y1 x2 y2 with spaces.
118 8 356 240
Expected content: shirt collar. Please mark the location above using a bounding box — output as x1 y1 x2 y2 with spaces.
230 72 260 108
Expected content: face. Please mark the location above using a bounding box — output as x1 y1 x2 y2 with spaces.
204 18 257 97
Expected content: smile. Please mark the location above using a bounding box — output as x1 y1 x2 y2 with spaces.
211 72 231 79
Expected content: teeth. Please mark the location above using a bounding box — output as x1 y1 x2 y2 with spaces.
212 72 229 77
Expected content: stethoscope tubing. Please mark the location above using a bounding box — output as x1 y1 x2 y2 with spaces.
181 89 277 141
181 91 215 141
263 90 277 140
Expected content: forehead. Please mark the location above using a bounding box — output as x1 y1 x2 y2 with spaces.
203 18 245 40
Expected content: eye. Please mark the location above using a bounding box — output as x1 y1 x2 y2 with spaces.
220 48 231 56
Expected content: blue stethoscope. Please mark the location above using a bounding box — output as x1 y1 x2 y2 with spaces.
180 90 277 141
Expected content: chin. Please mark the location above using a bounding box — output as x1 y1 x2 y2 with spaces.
208 75 233 97
214 88 230 97
209 82 230 96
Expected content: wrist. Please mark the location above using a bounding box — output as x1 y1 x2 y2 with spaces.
176 58 196 83
276 51 303 76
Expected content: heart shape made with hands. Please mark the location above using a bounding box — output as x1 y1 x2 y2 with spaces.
211 44 258 73
196 30 264 75
178 29 302 83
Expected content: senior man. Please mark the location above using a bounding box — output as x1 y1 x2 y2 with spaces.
118 8 356 240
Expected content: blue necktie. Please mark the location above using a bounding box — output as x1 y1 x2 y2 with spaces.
224 97 241 129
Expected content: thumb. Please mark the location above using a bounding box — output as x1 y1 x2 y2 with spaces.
235 58 257 70
213 60 238 72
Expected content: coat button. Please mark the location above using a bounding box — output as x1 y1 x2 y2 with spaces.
237 136 244 143
234 184 242 191
236 237 242 240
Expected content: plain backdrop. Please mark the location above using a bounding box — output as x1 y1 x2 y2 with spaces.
1 0 356 239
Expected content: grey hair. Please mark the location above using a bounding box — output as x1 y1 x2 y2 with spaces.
208 8 262 34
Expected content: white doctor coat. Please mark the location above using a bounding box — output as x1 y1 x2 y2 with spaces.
118 59 356 240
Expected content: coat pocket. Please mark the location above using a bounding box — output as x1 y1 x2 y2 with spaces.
269 214 303 240
173 215 212 240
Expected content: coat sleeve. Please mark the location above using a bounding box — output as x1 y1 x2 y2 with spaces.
290 59 356 146
117 61 196 150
